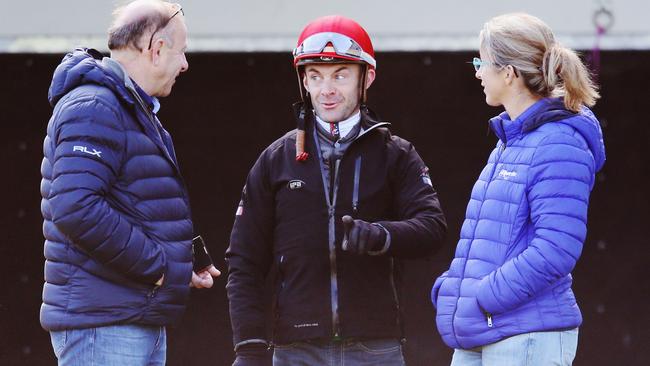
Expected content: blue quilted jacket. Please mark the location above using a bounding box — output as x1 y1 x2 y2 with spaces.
431 98 606 349
40 49 194 331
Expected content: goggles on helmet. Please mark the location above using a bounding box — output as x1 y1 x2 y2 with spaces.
293 32 376 68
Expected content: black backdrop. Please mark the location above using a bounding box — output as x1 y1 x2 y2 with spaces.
1 51 648 365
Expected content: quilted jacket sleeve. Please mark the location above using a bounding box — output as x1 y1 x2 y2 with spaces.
49 94 166 285
476 131 595 315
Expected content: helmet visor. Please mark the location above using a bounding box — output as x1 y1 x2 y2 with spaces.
294 32 376 68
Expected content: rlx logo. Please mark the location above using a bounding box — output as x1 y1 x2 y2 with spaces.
73 145 102 158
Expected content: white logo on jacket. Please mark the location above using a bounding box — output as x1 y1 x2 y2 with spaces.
498 169 517 180
288 180 306 190
73 145 102 157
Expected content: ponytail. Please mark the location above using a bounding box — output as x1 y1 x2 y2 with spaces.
542 45 600 112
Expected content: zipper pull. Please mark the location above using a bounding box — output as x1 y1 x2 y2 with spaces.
486 313 493 328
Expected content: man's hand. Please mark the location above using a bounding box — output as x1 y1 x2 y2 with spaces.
341 215 387 255
190 265 221 288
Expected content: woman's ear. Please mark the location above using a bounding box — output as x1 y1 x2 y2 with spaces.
504 65 517 85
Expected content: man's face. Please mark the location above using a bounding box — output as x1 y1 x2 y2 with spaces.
151 18 189 97
303 63 374 123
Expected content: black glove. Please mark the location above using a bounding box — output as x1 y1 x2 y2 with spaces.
341 215 387 255
233 343 271 366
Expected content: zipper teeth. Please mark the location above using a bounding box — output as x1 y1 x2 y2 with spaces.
352 157 361 213
330 159 341 336
450 142 505 348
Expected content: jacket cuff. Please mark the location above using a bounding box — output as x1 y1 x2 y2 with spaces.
234 339 269 352
431 272 448 309
367 223 391 256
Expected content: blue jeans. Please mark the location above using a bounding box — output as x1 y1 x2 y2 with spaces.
273 338 405 366
50 324 166 366
450 328 578 366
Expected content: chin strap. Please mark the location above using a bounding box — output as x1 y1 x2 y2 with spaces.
360 65 368 104
293 67 309 162
292 101 309 162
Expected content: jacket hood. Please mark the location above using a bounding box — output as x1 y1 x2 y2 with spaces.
48 48 135 107
489 98 606 172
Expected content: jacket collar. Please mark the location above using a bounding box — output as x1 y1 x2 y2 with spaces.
489 98 576 143
102 57 160 114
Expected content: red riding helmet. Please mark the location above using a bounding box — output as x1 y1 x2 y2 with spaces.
293 15 376 69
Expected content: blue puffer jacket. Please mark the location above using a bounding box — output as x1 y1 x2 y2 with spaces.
431 98 606 349
40 49 194 331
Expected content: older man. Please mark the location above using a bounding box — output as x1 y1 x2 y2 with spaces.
40 1 219 364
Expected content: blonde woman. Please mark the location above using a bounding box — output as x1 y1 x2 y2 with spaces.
431 13 606 365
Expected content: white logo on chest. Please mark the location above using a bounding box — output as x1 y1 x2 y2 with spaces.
498 169 517 180
288 180 306 190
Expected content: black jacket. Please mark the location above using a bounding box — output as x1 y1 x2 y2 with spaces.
226 108 446 346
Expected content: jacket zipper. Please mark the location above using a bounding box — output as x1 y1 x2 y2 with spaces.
450 136 506 347
352 156 362 214
389 258 402 332
313 128 342 337
330 159 342 336
139 102 193 288
481 123 506 330
311 122 388 338
129 86 195 245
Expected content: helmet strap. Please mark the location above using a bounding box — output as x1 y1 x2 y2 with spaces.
360 65 368 104
295 67 306 102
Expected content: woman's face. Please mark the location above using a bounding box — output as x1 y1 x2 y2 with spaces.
475 48 507 107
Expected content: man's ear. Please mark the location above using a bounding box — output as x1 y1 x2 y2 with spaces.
302 73 310 93
364 68 376 89
149 38 164 66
